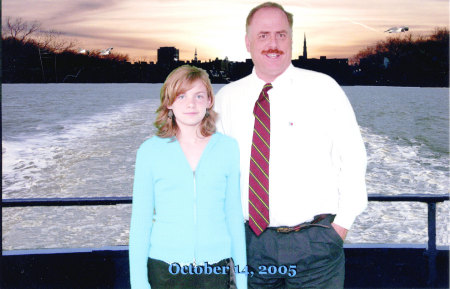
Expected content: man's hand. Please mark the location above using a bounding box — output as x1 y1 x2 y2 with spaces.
331 223 348 241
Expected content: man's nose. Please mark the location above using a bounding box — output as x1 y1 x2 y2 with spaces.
268 34 278 48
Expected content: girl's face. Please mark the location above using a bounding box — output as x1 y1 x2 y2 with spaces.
168 79 211 131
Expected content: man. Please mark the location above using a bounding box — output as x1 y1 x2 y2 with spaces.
215 2 367 289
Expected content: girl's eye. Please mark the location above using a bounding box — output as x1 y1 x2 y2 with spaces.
196 94 204 99
177 94 185 99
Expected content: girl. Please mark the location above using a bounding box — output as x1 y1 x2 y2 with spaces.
129 65 247 289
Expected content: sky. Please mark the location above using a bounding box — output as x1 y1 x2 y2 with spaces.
2 0 449 63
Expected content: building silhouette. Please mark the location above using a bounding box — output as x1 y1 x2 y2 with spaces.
292 34 352 84
157 47 179 67
303 33 307 59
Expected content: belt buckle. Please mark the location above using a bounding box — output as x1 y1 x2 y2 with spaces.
276 227 292 233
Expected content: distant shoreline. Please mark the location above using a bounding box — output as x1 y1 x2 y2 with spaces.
3 82 448 88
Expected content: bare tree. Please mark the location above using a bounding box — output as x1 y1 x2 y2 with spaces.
430 27 449 42
35 29 78 53
3 16 41 42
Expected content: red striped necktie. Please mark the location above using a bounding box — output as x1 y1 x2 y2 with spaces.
249 83 272 236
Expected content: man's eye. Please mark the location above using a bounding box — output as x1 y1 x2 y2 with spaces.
259 34 268 39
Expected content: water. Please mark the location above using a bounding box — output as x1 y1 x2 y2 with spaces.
2 84 449 250
2 84 158 198
343 86 449 197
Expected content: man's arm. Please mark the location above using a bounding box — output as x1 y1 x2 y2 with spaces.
331 83 368 231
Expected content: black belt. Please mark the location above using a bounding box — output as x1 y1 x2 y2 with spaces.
271 214 334 233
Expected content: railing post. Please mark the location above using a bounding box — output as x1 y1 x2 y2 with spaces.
426 202 437 287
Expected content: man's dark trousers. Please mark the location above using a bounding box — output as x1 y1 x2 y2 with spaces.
245 215 345 289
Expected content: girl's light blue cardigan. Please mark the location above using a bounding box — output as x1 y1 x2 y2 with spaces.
129 133 247 289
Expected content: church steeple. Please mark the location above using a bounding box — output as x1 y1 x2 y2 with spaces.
194 48 198 62
303 33 307 59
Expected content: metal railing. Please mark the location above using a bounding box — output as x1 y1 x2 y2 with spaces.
2 194 448 286
367 194 448 287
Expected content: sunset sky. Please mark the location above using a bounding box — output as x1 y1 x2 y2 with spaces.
3 0 449 63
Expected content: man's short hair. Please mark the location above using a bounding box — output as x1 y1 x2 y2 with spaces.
246 2 293 32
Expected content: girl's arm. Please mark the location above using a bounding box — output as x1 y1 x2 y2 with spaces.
225 139 248 289
129 142 155 289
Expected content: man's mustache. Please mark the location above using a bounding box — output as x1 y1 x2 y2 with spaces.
261 49 285 55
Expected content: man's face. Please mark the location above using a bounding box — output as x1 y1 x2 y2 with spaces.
245 7 292 83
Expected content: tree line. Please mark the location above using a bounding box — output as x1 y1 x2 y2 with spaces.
352 27 448 87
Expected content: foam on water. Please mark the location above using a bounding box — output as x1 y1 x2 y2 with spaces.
2 98 156 198
362 126 448 196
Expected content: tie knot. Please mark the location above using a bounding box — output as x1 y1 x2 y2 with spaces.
263 83 273 93
257 83 272 105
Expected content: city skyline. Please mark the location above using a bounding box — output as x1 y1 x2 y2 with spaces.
2 0 449 63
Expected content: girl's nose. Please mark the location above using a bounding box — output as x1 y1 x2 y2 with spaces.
187 96 195 107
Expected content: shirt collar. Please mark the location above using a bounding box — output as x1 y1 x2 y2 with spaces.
251 63 295 89
249 68 267 88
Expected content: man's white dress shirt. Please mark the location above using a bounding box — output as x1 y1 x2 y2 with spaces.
215 64 367 229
